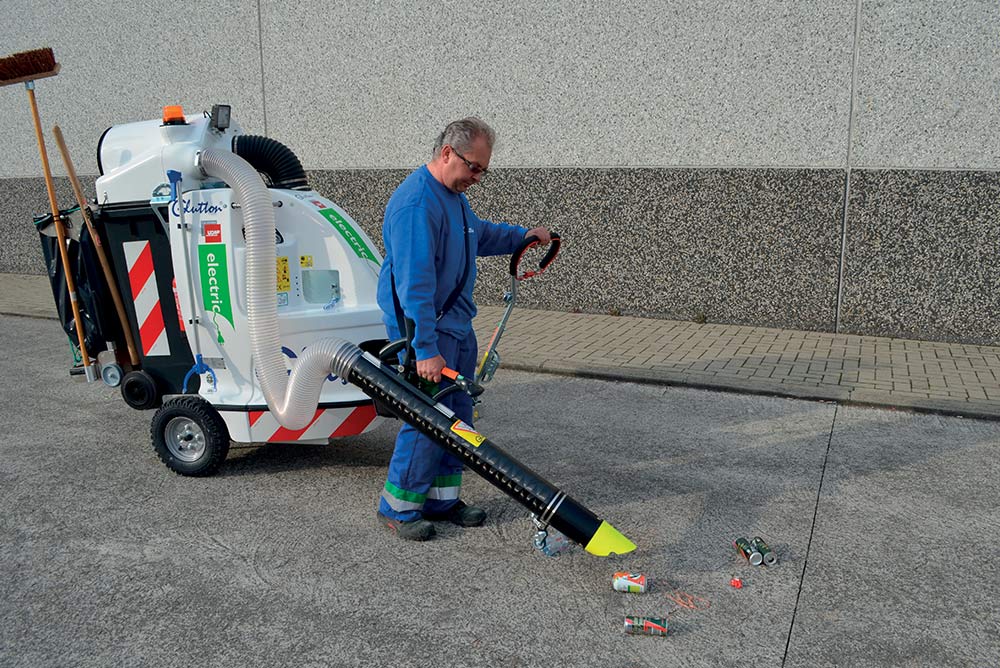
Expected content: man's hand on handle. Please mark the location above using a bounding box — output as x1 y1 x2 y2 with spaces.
525 226 552 244
417 355 446 383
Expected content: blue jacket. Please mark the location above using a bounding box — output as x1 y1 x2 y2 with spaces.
377 165 527 361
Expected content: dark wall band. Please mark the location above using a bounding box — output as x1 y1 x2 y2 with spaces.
3 166 999 345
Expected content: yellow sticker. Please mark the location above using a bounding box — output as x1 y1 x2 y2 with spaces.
300 255 313 268
276 256 290 292
451 420 485 447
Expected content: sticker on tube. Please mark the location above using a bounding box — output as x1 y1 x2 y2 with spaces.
451 420 485 447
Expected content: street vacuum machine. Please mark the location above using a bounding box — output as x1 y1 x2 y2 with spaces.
36 104 636 557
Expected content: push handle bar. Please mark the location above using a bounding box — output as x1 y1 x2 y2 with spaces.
509 232 561 280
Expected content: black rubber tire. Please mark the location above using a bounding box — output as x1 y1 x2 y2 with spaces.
150 396 230 476
121 370 161 410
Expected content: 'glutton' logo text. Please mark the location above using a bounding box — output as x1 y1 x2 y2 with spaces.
172 199 227 216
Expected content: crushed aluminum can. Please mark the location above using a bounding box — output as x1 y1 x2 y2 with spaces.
624 615 668 636
612 572 648 594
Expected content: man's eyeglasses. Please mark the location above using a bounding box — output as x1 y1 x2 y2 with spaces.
451 147 489 176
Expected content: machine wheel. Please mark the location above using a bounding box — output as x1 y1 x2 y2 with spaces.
151 396 230 476
121 370 161 410
101 363 124 388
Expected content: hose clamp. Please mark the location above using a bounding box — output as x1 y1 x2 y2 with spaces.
535 491 566 530
193 150 207 176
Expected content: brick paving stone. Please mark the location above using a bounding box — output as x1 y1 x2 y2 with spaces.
5 273 1000 420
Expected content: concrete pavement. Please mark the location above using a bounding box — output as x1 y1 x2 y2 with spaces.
2 312 999 667
5 271 1000 419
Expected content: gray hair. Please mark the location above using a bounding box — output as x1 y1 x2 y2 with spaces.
432 117 496 158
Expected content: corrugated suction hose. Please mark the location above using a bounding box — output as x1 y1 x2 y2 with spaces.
199 148 354 429
232 135 310 190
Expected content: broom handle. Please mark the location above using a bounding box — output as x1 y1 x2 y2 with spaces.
25 85 95 378
52 125 140 366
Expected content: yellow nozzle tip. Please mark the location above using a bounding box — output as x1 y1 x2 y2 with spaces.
584 520 637 556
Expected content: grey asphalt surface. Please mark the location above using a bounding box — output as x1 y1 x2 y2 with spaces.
1 313 999 667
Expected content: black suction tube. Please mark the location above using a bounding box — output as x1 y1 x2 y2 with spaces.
330 348 636 557
232 135 310 190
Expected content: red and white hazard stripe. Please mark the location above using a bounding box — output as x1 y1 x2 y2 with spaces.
124 240 171 357
247 405 377 442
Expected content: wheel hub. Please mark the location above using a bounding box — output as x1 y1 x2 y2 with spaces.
164 416 206 462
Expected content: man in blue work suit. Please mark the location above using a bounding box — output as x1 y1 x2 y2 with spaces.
376 117 552 541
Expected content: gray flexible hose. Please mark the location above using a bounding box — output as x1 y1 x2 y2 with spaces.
198 148 359 429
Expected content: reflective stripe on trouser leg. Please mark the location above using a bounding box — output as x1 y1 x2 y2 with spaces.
426 473 462 501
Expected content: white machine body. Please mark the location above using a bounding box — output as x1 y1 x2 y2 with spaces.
96 112 242 205
96 109 387 444
168 188 385 443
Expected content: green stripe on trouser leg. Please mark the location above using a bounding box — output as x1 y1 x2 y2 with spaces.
381 481 427 513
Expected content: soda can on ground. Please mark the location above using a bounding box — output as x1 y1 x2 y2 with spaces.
624 616 669 636
613 572 648 593
751 536 778 566
734 536 763 566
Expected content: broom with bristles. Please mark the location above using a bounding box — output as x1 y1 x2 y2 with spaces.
1 48 96 381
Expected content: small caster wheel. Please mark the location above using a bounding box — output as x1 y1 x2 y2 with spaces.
101 362 123 387
121 369 161 410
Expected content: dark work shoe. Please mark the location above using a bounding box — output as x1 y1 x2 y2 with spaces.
424 500 487 527
377 512 436 541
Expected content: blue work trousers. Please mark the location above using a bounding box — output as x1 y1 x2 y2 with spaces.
379 328 477 521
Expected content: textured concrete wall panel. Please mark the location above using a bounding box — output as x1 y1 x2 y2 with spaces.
840 170 1000 345
0 176 96 276
311 167 845 331
1 168 845 334
470 168 845 329
261 0 855 170
0 0 265 178
853 1 1000 168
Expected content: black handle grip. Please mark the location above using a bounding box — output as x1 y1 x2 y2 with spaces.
509 232 561 278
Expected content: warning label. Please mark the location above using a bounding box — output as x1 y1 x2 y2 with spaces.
450 420 485 448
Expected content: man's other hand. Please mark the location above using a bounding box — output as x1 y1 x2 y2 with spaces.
525 226 552 244
417 355 446 383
